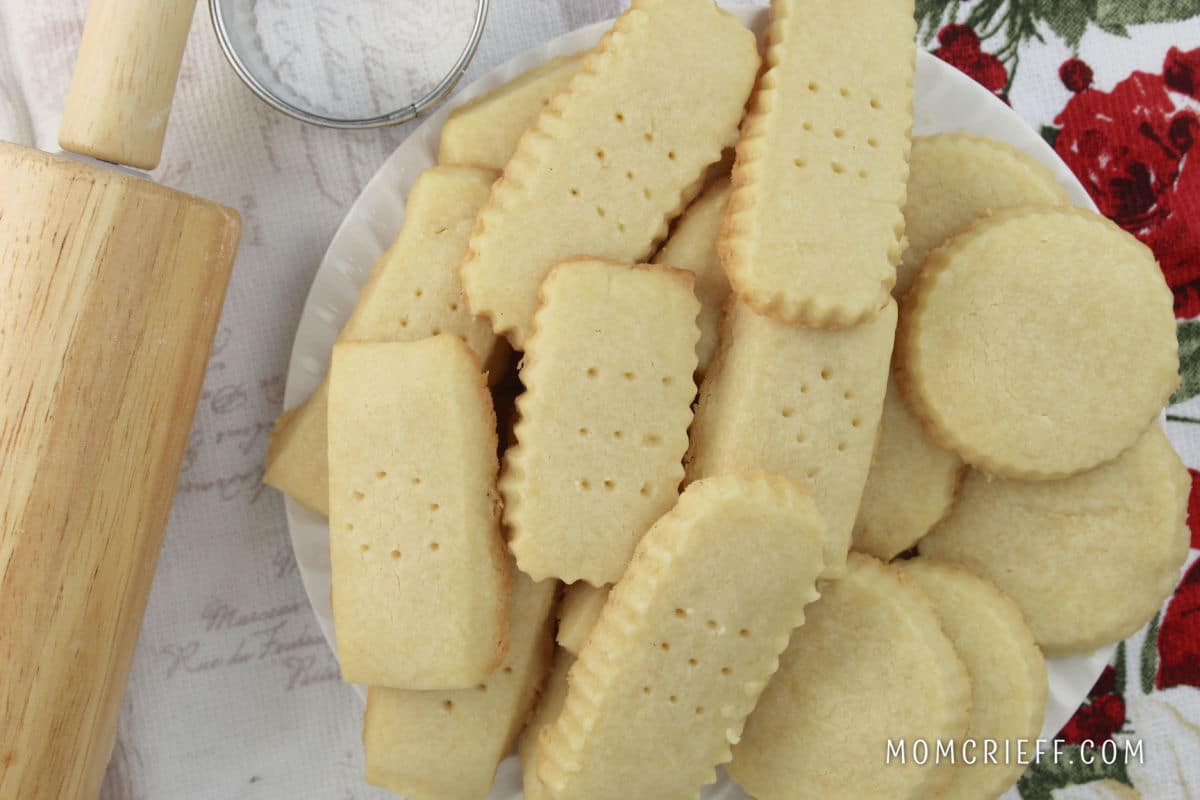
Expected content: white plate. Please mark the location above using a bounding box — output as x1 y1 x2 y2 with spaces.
282 6 1110 797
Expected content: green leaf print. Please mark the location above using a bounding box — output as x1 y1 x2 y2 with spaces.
1171 321 1200 406
1098 0 1200 31
1140 611 1160 695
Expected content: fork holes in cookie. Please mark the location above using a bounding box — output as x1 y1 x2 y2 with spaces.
831 162 846 174
821 368 832 380
643 686 652 695
624 371 635 381
449 303 458 312
793 158 806 168
802 121 813 131
603 479 615 491
429 541 440 551
626 170 634 180
353 490 365 501
867 137 879 148
615 112 625 123
360 543 369 553
400 318 408 328
667 151 676 161
839 87 850 97
695 707 704 715
675 608 688 618
570 187 580 197
643 187 653 200
503 666 513 674
345 523 354 531
640 483 652 497
595 149 605 160
837 442 848 452
858 169 869 179
870 97 882 109
688 658 698 667
442 700 454 712
833 128 845 139
587 367 598 378
580 479 591 491
669 695 678 704
376 470 387 479
430 503 440 512
781 407 794 418
796 431 806 444
807 467 820 478
844 390 854 400
661 642 671 652
662 376 673 386
739 628 751 638
851 417 862 428
613 430 623 440
808 81 819 92
391 549 402 560
644 132 654 142
706 619 718 631
596 207 606 218
644 434 661 446
579 427 589 437
721 667 732 676
430 327 440 336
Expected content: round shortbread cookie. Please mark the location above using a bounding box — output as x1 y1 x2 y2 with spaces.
853 370 963 560
730 553 971 800
919 425 1190 654
900 559 1047 800
897 133 1067 296
898 206 1179 480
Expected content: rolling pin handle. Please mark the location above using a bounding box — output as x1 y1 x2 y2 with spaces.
58 0 199 171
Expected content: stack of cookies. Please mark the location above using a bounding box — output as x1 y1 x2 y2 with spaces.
264 1 1188 798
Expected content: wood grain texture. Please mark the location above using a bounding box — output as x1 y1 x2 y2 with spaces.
0 144 240 800
59 0 198 169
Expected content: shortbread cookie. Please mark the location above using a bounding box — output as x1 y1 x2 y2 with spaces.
440 53 584 170
264 380 330 516
520 649 574 800
264 165 505 518
852 369 963 560
557 582 609 656
897 133 1067 296
460 0 758 348
730 553 970 800
687 299 896 576
504 259 700 585
900 559 1047 800
653 176 733 375
329 337 509 687
721 0 914 327
537 474 829 799
899 206 1179 480
365 569 556 800
919 425 1190 654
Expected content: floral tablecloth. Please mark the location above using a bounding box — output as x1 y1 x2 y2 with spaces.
1 1 1198 798
921 2 1200 797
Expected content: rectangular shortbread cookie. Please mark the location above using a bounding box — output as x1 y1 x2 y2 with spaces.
263 165 503 518
721 0 915 327
365 568 557 800
556 582 610 656
439 53 584 171
460 0 759 348
536 474 829 798
653 175 733 376
687 300 897 576
329 337 509 688
503 259 700 586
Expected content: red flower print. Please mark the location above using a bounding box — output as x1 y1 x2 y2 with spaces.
1166 46 1200 101
1157 558 1200 691
1090 665 1117 699
1189 469 1200 550
1053 49 1200 318
933 24 1008 101
1060 58 1094 93
1060 693 1126 744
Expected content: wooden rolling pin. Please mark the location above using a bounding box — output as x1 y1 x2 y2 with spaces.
0 1 241 797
